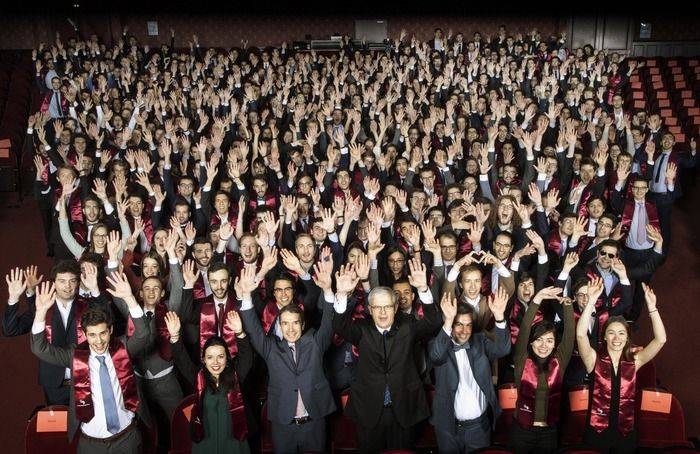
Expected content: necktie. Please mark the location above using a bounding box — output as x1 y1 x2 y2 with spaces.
54 91 63 117
217 303 225 335
655 154 667 184
145 311 154 324
636 203 647 244
96 356 121 434
454 342 468 352
290 344 307 417
382 331 392 406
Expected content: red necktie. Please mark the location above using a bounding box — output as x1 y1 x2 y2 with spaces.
218 303 225 335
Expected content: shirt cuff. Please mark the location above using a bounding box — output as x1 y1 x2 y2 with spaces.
129 306 145 319
334 293 348 314
418 289 434 305
241 295 254 311
495 320 507 329
32 321 46 335
496 264 511 278
538 254 548 264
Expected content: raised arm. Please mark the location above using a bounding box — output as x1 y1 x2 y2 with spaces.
29 281 73 368
634 283 666 370
575 276 604 373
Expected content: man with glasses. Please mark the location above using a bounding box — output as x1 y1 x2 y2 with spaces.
577 213 618 265
332 259 442 453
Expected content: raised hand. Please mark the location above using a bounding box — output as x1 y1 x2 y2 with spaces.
586 276 605 303
532 286 563 305
34 281 56 316
81 262 100 293
562 252 579 271
335 264 359 296
226 310 244 335
106 272 135 303
407 258 428 292
107 230 121 261
311 255 333 291
280 248 305 275
488 287 509 320
24 265 44 294
354 252 370 282
182 259 198 288
164 311 181 339
440 292 457 324
233 263 259 297
6 267 27 303
641 282 657 312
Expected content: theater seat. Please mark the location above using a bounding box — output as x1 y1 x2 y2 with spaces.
25 405 78 454
636 388 694 448
170 394 195 454
493 383 516 445
559 385 588 446
331 388 357 453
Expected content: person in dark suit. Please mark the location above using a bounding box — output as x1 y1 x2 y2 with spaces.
237 257 336 454
429 287 510 453
332 258 442 453
5 260 109 405
30 273 150 453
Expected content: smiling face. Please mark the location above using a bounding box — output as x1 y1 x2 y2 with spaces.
460 269 482 300
139 277 164 308
531 330 556 358
604 321 629 353
203 344 227 379
368 291 397 331
393 282 414 312
452 313 473 345
208 268 230 300
273 277 295 307
85 322 112 355
55 271 79 301
517 278 534 303
279 311 304 343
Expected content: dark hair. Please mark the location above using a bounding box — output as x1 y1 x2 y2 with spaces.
141 250 165 278
455 302 475 317
279 304 305 327
50 259 81 281
81 307 113 331
598 239 620 253
527 321 559 372
207 262 230 280
201 336 236 392
602 315 633 360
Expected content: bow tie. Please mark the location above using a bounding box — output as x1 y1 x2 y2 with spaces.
453 342 468 352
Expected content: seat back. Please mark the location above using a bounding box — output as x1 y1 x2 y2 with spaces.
25 405 77 454
636 388 692 448
170 394 195 452
330 388 357 453
493 383 516 445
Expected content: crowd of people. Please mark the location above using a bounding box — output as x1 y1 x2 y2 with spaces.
3 20 695 454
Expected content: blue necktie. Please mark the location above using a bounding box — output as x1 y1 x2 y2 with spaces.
382 331 392 406
96 356 121 434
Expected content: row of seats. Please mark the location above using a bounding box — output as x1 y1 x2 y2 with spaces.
0 51 33 184
24 358 696 453
626 56 700 146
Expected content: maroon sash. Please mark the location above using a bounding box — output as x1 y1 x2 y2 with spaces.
193 273 208 301
332 286 366 357
508 301 543 345
210 211 237 227
248 192 278 213
620 200 660 241
515 356 563 427
199 295 240 356
126 303 172 361
585 267 622 312
46 297 88 345
73 339 139 423
55 187 84 223
191 369 247 442
589 352 636 435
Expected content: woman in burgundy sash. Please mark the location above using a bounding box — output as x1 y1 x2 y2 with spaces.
577 278 666 453
166 311 254 454
509 286 574 454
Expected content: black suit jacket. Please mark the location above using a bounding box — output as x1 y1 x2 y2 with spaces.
332 296 442 429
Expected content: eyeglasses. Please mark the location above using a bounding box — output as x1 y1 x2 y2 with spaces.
598 222 614 229
575 292 589 299
494 242 512 249
369 304 395 313
598 251 617 259
92 233 108 239
388 258 405 265
179 183 194 188
273 287 294 294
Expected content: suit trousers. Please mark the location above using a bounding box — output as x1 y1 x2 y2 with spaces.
271 417 325 454
508 421 558 454
77 422 142 454
650 192 673 255
357 406 414 454
44 382 70 406
137 372 183 420
434 411 490 454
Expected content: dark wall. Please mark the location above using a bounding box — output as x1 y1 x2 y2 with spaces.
0 13 565 50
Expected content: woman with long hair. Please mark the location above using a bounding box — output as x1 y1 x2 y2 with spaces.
508 286 574 454
165 311 253 454
577 278 666 453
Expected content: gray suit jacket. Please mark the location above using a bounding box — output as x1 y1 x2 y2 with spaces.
30 313 150 441
429 323 510 434
240 293 336 425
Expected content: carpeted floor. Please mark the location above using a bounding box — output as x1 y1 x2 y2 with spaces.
1 175 698 453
